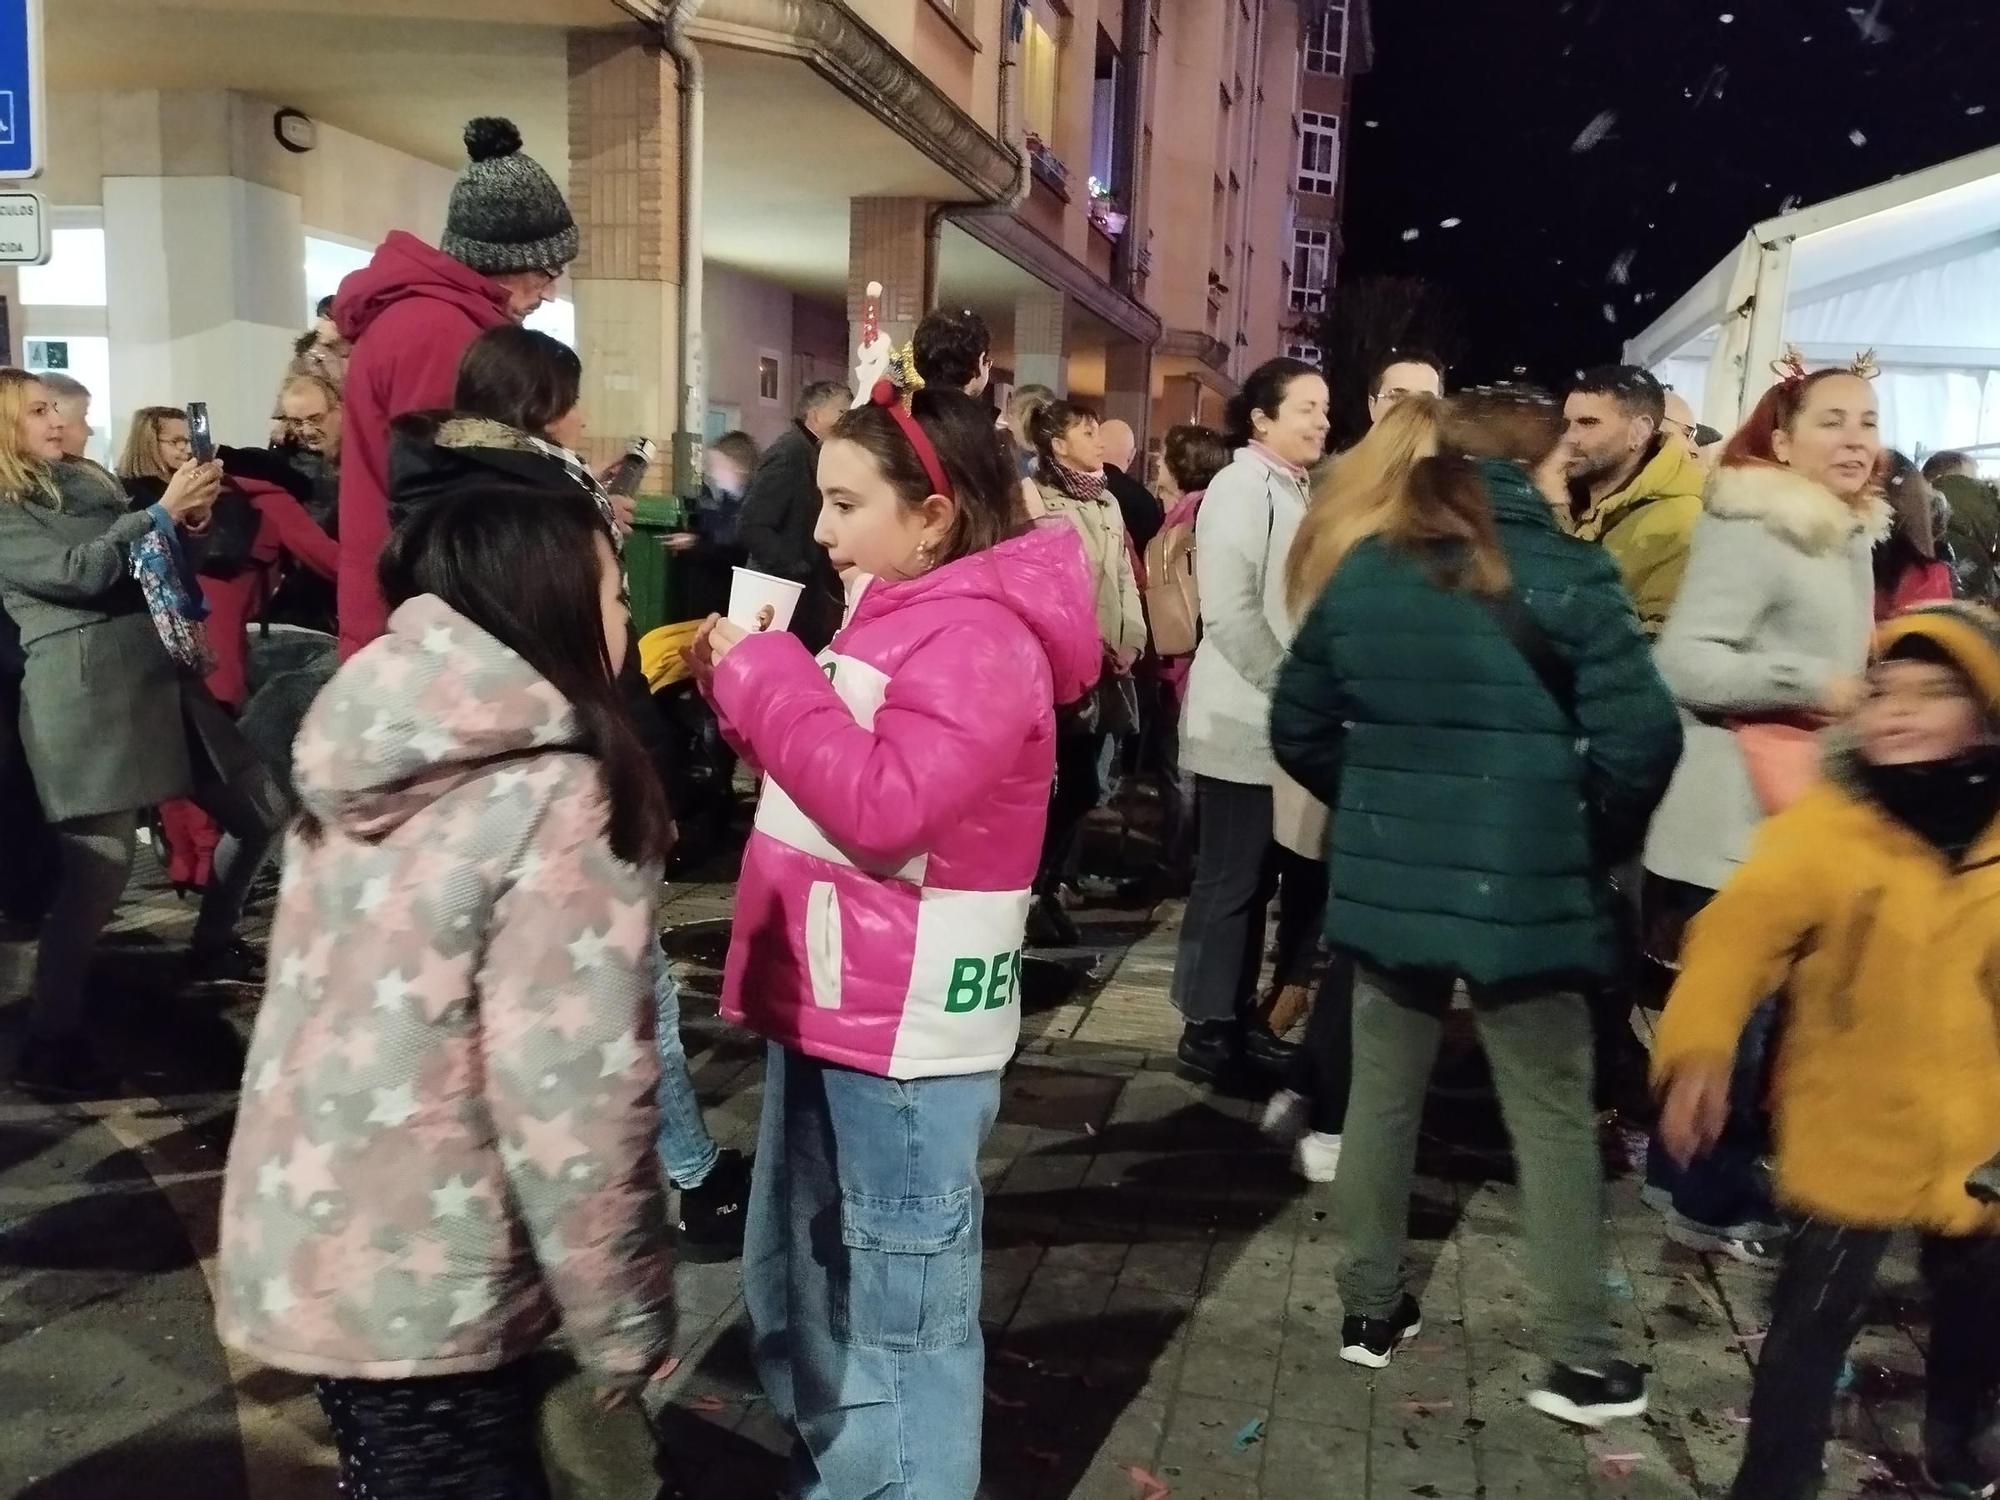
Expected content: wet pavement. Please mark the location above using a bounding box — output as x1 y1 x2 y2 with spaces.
0 840 1954 1499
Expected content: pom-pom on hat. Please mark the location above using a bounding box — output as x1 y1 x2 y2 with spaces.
441 117 579 279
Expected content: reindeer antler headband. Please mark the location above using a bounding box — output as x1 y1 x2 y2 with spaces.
1770 345 1880 385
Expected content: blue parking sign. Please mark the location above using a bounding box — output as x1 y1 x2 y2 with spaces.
0 0 42 181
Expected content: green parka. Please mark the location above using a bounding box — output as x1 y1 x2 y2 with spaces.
1271 460 1683 986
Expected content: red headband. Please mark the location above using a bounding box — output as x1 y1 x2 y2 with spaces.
872 379 953 500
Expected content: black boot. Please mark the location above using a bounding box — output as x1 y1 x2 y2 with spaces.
1176 1020 1239 1083
14 1035 119 1101
676 1148 751 1263
1241 1022 1301 1074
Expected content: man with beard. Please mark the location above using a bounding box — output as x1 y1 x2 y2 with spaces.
1562 365 1705 637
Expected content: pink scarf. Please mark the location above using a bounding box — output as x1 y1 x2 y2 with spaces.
1248 440 1310 487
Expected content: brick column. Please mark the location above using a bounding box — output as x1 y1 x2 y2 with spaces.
1014 286 1067 394
1102 338 1152 452
568 28 683 486
848 197 930 373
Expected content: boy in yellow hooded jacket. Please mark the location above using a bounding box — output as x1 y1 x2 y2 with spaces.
1655 601 2000 1500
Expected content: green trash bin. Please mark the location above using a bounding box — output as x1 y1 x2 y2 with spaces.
624 493 687 637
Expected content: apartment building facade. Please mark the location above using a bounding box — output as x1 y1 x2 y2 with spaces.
19 0 1370 470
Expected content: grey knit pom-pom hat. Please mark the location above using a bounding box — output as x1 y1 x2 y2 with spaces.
441 117 579 277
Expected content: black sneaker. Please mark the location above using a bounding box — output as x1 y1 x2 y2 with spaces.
1339 1294 1423 1369
1024 893 1080 949
1175 1020 1238 1084
13 1035 119 1101
1527 1360 1649 1427
188 936 265 987
676 1148 750 1263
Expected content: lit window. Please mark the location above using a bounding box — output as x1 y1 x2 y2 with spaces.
525 297 575 349
303 235 374 324
1297 111 1340 196
1022 4 1062 144
1305 3 1349 75
18 227 107 307
1290 226 1331 313
1285 341 1324 367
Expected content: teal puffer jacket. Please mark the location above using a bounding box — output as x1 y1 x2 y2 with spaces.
1271 460 1682 986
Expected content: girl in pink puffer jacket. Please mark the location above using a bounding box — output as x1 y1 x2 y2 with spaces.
689 383 1099 1500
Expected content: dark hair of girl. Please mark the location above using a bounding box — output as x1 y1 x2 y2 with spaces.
454 326 584 440
1026 399 1095 474
829 387 1029 568
1164 424 1230 494
1224 356 1321 449
369 486 674 868
1399 385 1564 596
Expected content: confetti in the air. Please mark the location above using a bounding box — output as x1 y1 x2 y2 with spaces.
1719 12 1734 21
1440 217 1463 228
1608 248 1636 285
1850 128 1869 146
1846 1 1892 44
1970 105 1989 117
1571 110 1618 153
1402 228 1421 241
1603 304 1619 324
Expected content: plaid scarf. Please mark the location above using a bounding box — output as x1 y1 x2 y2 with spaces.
525 434 624 551
1051 460 1109 504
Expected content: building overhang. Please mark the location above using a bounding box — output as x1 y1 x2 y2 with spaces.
948 209 1162 349
616 0 1017 203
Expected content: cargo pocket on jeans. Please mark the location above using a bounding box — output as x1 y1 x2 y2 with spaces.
832 1188 974 1352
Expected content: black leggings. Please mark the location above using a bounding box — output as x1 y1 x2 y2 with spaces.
1286 952 1354 1134
1731 1222 2000 1500
315 1366 551 1500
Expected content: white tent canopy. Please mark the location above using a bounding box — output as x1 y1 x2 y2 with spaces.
1626 143 2000 464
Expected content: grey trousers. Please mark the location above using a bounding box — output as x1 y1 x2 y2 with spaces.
1334 963 1617 1370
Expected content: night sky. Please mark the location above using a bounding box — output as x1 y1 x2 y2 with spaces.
1342 0 2000 387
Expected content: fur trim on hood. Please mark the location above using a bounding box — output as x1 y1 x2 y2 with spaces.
1705 461 1892 558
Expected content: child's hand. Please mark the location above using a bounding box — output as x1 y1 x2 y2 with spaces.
1659 1062 1731 1168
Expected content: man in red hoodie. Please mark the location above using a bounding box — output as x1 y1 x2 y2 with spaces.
333 116 580 656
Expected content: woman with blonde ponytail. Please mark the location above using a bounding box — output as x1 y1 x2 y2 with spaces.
1269 386 1681 1426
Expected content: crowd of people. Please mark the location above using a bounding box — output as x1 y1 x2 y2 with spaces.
2 102 1999 1500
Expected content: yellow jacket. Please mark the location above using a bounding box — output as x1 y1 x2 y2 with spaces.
1569 440 1706 636
1653 739 2000 1235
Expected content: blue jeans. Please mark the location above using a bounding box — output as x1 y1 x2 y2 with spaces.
653 954 720 1189
745 1043 999 1500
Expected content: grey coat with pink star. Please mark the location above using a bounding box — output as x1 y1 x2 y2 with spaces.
216 594 672 1385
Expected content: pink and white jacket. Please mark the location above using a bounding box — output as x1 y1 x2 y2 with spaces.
217 595 672 1386
708 525 1101 1079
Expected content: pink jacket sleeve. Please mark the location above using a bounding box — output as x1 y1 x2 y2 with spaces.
709 622 1042 869
473 769 673 1386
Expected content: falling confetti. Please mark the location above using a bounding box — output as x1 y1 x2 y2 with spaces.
1365 118 1380 128
1440 217 1463 229
1024 1448 1062 1468
985 1386 1028 1410
1571 109 1618 152
1779 193 1803 212
1970 105 1989 116
1602 304 1619 324
1719 11 1734 20
1607 248 1637 285
1850 128 1869 147
648 1355 683 1384
1402 228 1422 242
1846 1 1892 44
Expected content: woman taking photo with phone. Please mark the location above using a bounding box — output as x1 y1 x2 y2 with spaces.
688 383 1098 1499
0 370 283 1097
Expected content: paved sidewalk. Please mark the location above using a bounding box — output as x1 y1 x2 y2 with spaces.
0 849 1947 1499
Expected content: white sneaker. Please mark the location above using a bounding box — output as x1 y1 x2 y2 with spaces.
1260 1088 1309 1145
1295 1131 1343 1183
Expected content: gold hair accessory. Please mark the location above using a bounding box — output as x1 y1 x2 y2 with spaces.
1770 346 1810 385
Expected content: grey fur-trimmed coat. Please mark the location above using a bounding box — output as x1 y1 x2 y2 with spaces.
1642 461 1890 892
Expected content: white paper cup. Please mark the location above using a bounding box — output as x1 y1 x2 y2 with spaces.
728 567 805 633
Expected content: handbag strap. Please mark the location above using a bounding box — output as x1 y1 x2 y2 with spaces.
1470 588 1578 727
